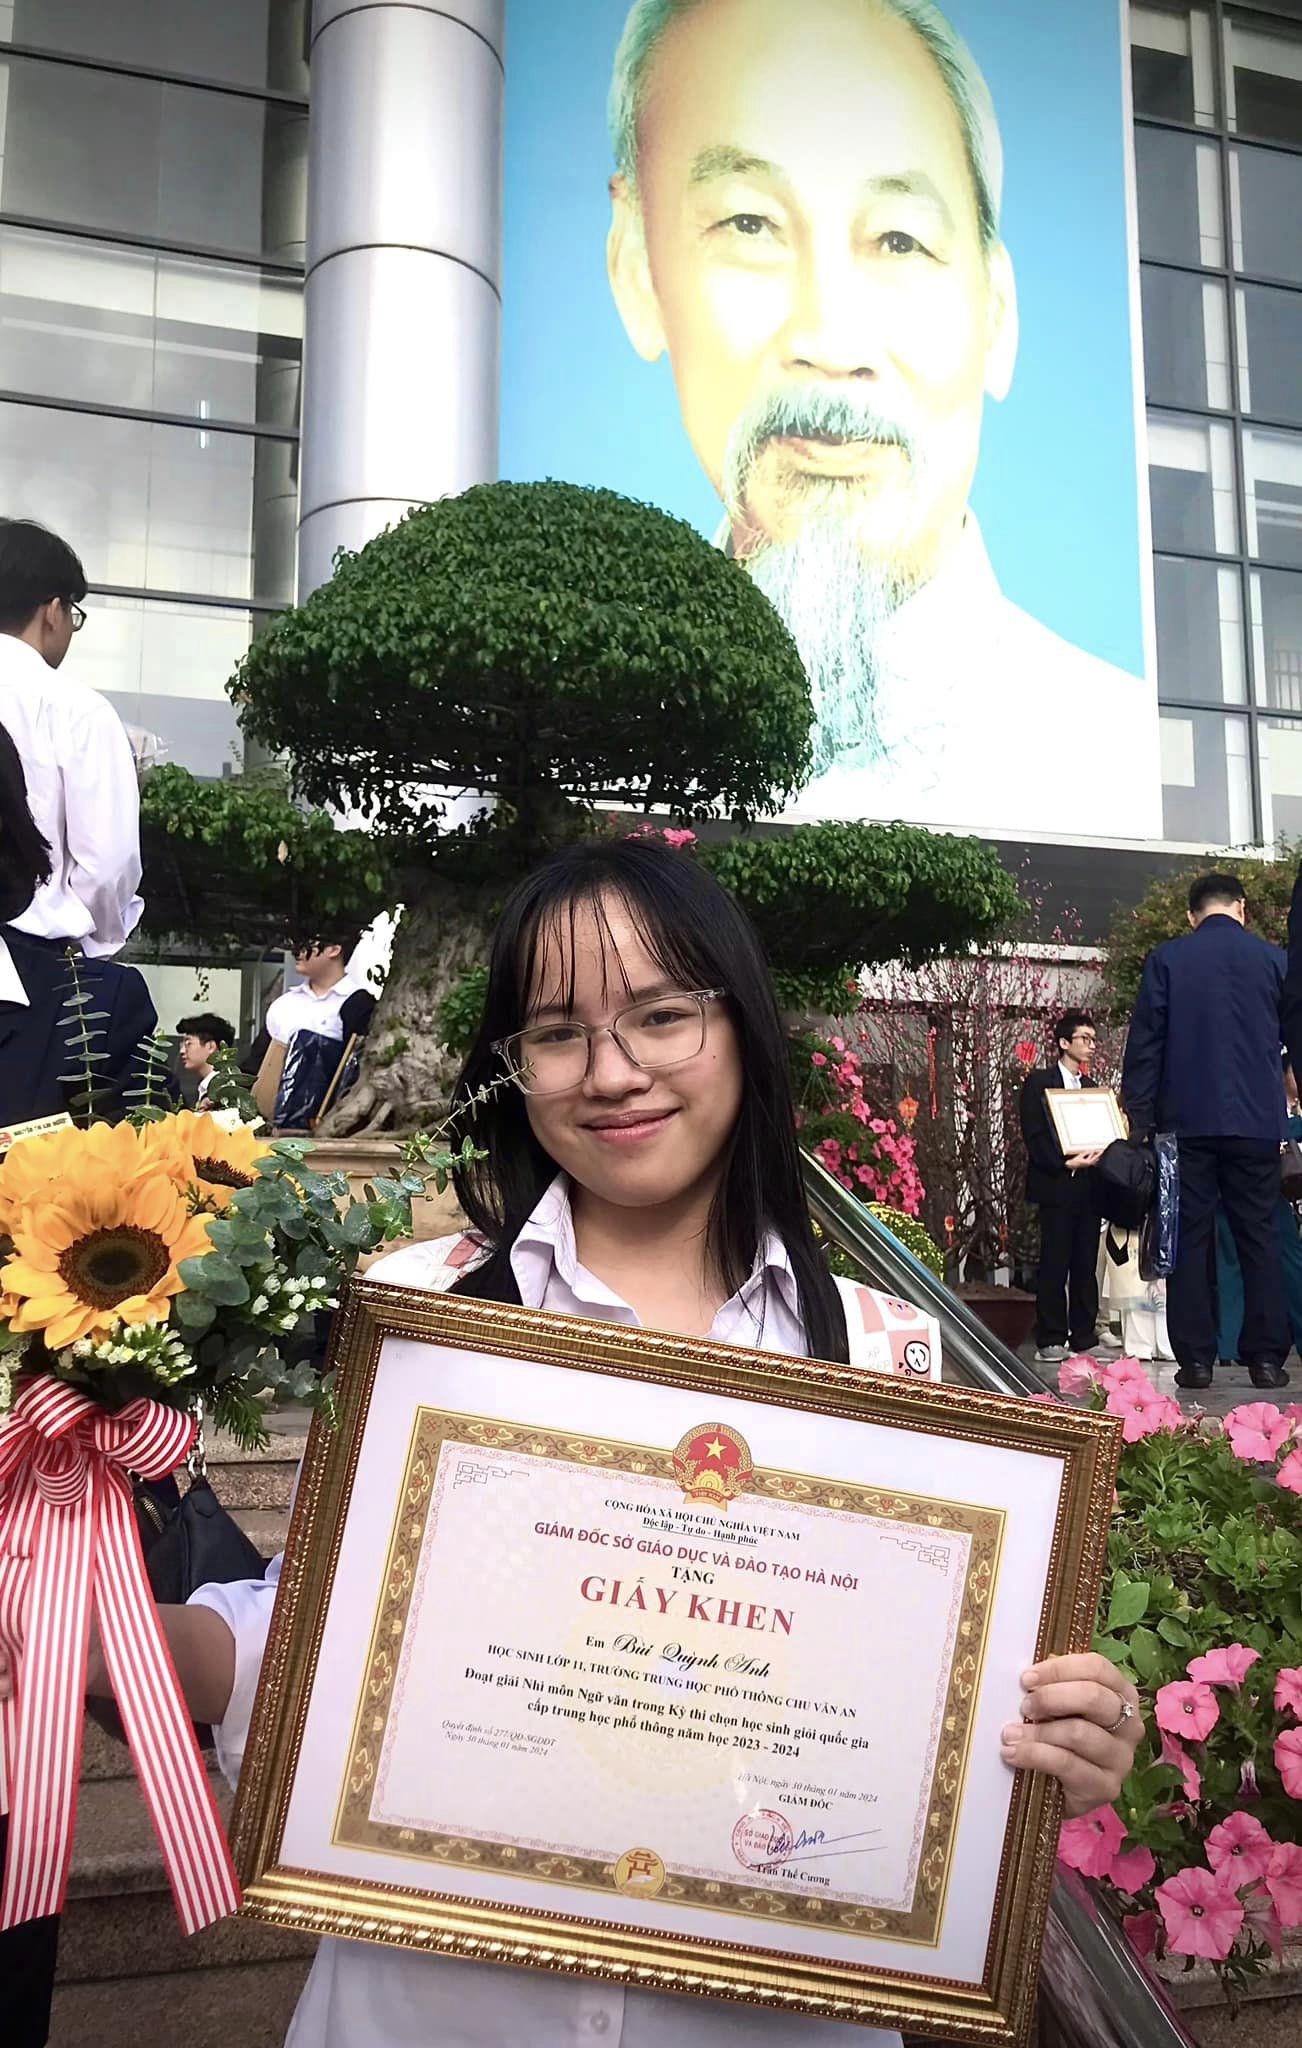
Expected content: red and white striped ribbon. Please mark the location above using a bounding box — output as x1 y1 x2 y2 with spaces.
0 1378 241 1931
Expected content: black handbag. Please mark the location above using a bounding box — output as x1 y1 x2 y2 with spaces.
132 1471 266 1608
1095 1137 1156 1228
88 1442 266 1745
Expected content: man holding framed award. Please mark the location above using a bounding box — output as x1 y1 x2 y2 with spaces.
61 842 1142 2048
1019 1014 1121 1366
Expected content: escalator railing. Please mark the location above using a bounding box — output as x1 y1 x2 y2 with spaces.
802 1149 1197 2048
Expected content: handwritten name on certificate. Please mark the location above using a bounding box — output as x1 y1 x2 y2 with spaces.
336 1409 1002 1945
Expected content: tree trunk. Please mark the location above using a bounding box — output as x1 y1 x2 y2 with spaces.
318 878 497 1136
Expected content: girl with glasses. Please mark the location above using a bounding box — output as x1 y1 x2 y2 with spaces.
58 838 1142 2048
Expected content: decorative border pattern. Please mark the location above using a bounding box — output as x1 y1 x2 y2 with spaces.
332 1408 1001 1945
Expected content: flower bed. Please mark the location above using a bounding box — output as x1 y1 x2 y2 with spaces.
791 1031 924 1216
1056 1355 1302 1995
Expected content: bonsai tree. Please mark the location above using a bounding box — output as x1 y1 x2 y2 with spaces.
138 765 395 960
1101 850 1295 1019
231 481 1017 1130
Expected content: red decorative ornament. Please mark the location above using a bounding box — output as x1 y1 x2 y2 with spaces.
897 1093 919 1129
1014 1038 1039 1069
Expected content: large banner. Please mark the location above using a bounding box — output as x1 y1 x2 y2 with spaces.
500 0 1161 841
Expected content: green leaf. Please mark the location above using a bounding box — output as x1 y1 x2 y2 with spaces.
1128 1626 1164 1683
174 1291 217 1332
188 1254 251 1307
1157 1616 1192 1648
340 1205 374 1246
1108 1580 1151 1631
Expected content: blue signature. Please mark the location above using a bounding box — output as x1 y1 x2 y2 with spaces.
762 1826 883 1868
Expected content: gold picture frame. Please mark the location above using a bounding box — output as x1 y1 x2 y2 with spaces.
231 1284 1122 2046
1044 1087 1127 1157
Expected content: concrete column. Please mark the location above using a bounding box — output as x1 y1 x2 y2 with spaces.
298 0 504 598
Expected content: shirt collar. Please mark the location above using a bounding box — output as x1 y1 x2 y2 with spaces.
509 1173 801 1325
0 633 51 679
0 933 29 1008
299 970 359 1004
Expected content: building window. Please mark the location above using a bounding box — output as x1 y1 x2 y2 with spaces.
1134 1 1302 842
0 3 307 779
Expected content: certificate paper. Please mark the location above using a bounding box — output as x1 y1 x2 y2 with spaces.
1045 1087 1126 1156
339 1410 998 1943
233 1287 1121 2047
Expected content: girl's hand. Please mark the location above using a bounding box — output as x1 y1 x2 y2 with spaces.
1002 1653 1143 1818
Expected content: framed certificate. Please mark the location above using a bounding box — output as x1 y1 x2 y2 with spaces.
232 1286 1121 2046
1044 1086 1127 1157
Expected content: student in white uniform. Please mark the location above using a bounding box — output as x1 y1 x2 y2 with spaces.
58 840 1143 2047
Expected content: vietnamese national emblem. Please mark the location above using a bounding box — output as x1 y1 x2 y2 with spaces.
671 1422 753 1510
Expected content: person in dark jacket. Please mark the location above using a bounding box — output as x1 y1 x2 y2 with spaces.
1122 872 1288 1391
1019 1011 1107 1364
0 719 157 1128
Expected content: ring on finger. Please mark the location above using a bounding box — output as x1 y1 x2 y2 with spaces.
1106 1698 1136 1736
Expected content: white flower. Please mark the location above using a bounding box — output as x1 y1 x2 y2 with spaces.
251 1294 269 1316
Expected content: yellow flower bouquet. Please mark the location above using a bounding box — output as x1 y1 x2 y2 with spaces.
0 1094 470 1937
0 1106 452 1442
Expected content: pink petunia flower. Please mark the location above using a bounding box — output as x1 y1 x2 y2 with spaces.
1058 1357 1101 1397
1187 1645 1261 1690
1160 1730 1201 1803
810 1052 827 1068
1223 1402 1294 1463
1242 1887 1283 1959
1123 1910 1161 1961
1111 1843 1157 1893
1107 1377 1181 1443
1058 1805 1126 1880
1265 1841 1302 1929
1275 1667 1302 1721
1104 1355 1155 1389
1155 1681 1220 1742
1277 1448 1302 1495
1206 1811 1275 1887
1155 1866 1245 1960
1241 1759 1261 1801
1275 1726 1302 1797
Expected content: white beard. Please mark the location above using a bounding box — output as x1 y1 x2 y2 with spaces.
744 519 914 777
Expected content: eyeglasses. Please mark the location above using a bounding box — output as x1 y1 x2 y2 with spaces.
1071 1032 1097 1046
66 601 86 632
494 988 726 1096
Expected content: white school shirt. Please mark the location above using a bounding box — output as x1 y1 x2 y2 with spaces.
1057 1063 1083 1091
264 970 364 1046
192 1178 925 2048
0 634 143 956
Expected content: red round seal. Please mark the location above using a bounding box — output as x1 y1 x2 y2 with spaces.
731 1808 793 1871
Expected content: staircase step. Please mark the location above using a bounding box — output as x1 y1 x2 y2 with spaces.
49 1956 313 2046
230 1506 290 1554
206 1409 308 1514
68 1769 229 1903
59 1765 316 1988
58 1885 316 1987
79 1717 137 1783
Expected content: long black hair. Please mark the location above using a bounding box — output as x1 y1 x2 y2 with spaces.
0 720 52 923
449 838 850 1364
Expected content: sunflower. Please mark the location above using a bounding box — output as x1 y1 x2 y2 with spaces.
4 1166 214 1351
168 1110 272 1209
0 1119 173 1237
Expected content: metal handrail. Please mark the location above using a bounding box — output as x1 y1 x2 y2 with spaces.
801 1149 1197 2048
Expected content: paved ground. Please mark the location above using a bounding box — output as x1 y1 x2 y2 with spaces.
1015 1342 1294 1416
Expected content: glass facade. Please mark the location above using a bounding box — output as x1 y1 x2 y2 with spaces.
1134 1 1302 842
0 1 307 774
